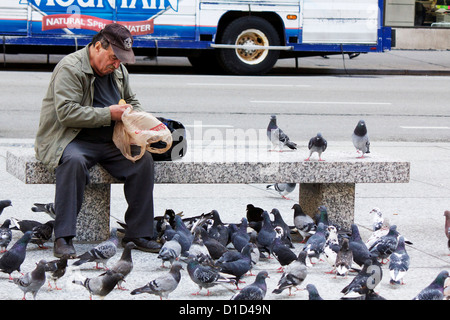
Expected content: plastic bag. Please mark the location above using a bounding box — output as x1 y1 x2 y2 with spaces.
113 101 173 162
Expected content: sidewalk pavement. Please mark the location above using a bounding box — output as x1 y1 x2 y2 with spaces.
0 139 448 303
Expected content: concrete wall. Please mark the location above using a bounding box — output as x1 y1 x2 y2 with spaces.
393 27 450 50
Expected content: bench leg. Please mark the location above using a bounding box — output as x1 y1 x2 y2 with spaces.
75 184 111 242
299 183 355 231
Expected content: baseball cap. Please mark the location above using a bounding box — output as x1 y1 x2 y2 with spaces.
101 23 136 64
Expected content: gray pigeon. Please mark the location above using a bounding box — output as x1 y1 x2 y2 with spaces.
44 255 69 290
186 255 236 296
305 133 327 161
31 202 56 219
352 119 370 158
231 270 269 300
270 208 293 247
292 204 316 242
302 222 327 264
267 115 297 151
335 238 353 277
158 233 182 268
0 219 12 252
272 251 308 296
207 210 230 247
0 200 12 215
72 228 119 269
257 211 277 257
230 218 250 252
266 183 296 200
215 243 253 289
73 270 125 300
0 231 33 280
188 227 211 260
306 283 324 300
110 242 136 290
349 224 376 267
341 259 382 298
413 270 449 300
389 236 410 285
14 259 47 300
368 225 399 264
130 262 183 300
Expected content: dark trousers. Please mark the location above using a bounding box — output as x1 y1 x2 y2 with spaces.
54 138 155 240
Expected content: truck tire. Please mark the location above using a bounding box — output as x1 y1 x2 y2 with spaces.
217 16 280 75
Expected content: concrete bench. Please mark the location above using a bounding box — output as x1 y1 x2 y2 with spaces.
5 147 410 242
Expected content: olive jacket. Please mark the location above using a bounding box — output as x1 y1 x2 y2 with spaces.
34 45 143 172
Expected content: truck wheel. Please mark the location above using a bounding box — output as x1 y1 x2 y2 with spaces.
217 16 280 75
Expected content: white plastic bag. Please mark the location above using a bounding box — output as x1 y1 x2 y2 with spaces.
113 104 173 162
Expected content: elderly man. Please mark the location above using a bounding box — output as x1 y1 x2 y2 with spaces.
35 23 161 257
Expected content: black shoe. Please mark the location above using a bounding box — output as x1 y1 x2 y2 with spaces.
54 237 76 258
122 237 161 253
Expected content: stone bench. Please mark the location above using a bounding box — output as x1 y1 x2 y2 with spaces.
5 147 410 242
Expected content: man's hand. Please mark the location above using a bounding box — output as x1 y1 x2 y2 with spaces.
109 103 131 121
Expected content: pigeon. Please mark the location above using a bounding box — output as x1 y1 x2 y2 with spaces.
231 270 269 300
0 200 12 215
335 238 353 278
369 207 385 231
389 236 410 285
267 114 297 151
302 222 327 264
341 259 382 298
444 277 450 300
272 251 308 296
158 233 182 268
256 211 277 257
365 218 391 249
266 183 296 200
247 237 260 275
44 255 69 290
0 219 12 252
207 210 230 247
215 243 253 289
270 208 293 248
368 225 399 264
188 227 211 260
14 259 47 300
292 203 316 242
186 255 236 296
246 204 264 225
0 231 32 280
352 119 370 158
315 205 330 228
305 133 327 161
323 225 341 273
72 228 119 269
10 217 43 232
413 270 449 300
110 242 136 290
10 218 54 249
348 224 376 267
306 283 324 300
230 218 250 252
270 227 297 272
73 270 125 300
31 202 56 219
445 210 450 254
200 227 228 260
172 215 194 255
130 262 183 300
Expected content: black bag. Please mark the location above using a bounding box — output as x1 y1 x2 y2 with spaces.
150 117 187 161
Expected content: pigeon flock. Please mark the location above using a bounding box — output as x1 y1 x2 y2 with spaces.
0 196 448 301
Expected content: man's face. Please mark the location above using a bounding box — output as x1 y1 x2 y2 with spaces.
91 41 121 76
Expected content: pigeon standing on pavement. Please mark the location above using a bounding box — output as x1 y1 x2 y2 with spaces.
130 262 183 300
246 204 264 227
158 233 182 268
0 200 12 215
31 202 56 219
306 284 324 300
270 227 297 272
270 208 293 247
256 211 277 257
352 119 370 158
272 251 308 296
173 215 194 255
72 228 119 269
230 218 250 252
0 219 12 252
302 222 327 264
349 224 376 267
389 236 410 285
305 132 327 161
231 270 269 300
14 259 47 300
215 243 253 289
10 218 55 249
266 183 296 200
200 227 228 260
323 225 341 273
267 114 297 151
207 210 230 247
110 242 137 290
444 210 450 254
44 255 69 290
369 207 385 231
368 225 399 264
0 231 32 280
292 203 316 242
341 259 382 298
188 227 211 260
335 238 353 277
413 270 449 300
73 270 125 300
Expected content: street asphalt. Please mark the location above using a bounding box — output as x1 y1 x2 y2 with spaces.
0 50 448 311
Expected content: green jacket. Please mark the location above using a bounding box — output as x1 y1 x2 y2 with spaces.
35 45 143 172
